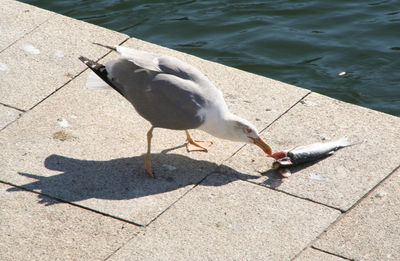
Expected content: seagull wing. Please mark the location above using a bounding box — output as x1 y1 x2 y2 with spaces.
105 58 207 130
115 45 208 83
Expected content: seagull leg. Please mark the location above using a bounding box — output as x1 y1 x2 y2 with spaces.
185 130 213 152
144 127 155 178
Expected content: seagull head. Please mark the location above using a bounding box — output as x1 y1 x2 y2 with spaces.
228 117 272 155
198 109 273 155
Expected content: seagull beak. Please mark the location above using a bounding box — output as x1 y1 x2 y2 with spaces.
249 136 272 155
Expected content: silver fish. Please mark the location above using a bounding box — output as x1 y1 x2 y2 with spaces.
270 137 358 177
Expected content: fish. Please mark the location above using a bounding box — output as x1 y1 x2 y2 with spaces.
269 137 358 177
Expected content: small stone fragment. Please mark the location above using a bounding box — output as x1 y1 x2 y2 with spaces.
318 135 331 141
300 100 318 107
215 221 223 228
64 73 74 79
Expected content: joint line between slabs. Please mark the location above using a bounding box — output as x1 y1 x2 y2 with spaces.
0 114 22 132
270 184 344 212
216 92 314 201
0 103 24 132
341 163 400 215
27 37 130 112
0 12 56 54
103 231 142 261
309 246 353 260
145 170 217 227
260 90 312 134
220 91 312 165
290 217 348 260
291 164 400 261
229 175 344 212
0 180 144 227
0 102 26 112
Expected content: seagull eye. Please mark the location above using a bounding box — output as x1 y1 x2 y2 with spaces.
245 127 252 134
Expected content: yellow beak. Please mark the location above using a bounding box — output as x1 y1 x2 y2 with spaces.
249 136 272 155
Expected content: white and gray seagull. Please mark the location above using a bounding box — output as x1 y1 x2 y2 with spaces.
79 43 272 178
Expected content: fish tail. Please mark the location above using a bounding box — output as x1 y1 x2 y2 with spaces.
85 71 111 90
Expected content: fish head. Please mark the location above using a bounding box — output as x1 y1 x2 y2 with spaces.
269 151 287 160
272 157 293 169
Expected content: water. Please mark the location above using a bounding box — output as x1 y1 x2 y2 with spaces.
21 0 400 116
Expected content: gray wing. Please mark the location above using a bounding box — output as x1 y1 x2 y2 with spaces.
115 45 209 83
106 58 207 130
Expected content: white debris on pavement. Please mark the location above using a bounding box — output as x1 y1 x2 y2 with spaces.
309 173 330 182
0 62 9 71
21 44 40 55
57 117 70 128
375 191 388 198
55 50 65 57
300 100 318 107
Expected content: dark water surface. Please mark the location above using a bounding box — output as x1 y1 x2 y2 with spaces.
21 0 400 116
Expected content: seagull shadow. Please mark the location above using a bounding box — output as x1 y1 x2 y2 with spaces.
259 156 332 188
259 169 284 188
7 153 258 205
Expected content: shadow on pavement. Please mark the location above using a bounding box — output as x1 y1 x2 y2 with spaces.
259 156 331 188
7 153 258 205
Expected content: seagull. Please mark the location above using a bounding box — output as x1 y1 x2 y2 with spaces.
79 43 272 178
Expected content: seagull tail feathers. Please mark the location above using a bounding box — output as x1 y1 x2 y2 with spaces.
86 71 111 90
92 42 117 51
78 56 124 96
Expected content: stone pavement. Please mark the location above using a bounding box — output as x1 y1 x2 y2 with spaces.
1 1 399 260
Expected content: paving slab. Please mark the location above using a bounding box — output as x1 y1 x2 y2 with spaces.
313 168 400 261
220 92 400 211
0 13 128 110
294 248 349 261
0 0 55 52
109 173 340 260
0 182 139 261
0 104 21 130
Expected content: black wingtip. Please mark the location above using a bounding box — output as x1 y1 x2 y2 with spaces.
78 56 89 64
78 55 125 97
78 56 103 70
